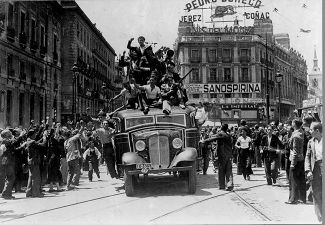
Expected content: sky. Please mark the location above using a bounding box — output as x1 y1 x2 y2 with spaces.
76 0 322 73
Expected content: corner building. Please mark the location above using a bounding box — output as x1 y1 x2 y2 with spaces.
0 1 63 128
61 1 116 123
175 18 307 125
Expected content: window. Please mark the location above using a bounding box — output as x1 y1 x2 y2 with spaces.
192 94 200 98
31 18 36 42
77 22 80 39
223 49 231 57
191 49 200 62
20 61 25 77
6 90 12 126
40 25 45 47
30 94 34 120
224 68 232 82
241 68 250 82
156 114 185 126
240 49 249 56
31 65 35 78
209 68 217 82
125 116 154 129
7 54 13 76
20 11 25 33
191 68 200 83
208 49 216 62
53 34 57 52
19 93 24 125
8 3 14 27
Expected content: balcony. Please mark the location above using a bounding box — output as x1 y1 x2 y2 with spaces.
6 26 15 42
53 51 58 64
239 56 251 63
222 57 232 63
40 46 47 58
30 41 38 54
19 32 27 49
19 73 26 81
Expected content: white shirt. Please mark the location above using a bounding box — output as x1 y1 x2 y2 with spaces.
195 107 208 125
141 85 160 99
315 138 322 161
0 144 6 157
237 136 251 149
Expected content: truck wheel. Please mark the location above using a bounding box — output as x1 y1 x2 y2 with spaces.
188 161 197 194
124 168 135 196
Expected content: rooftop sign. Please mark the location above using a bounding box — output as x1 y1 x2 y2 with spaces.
185 0 262 12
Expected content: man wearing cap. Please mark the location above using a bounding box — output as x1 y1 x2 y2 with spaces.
0 129 26 199
93 120 118 179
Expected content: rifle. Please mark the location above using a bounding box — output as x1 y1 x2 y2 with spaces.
178 68 194 83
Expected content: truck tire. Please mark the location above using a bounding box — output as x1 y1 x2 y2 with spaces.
188 161 197 194
124 168 135 196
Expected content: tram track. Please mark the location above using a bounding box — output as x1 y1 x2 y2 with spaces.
2 181 273 224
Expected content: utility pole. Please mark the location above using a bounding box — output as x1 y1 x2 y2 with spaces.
265 33 270 125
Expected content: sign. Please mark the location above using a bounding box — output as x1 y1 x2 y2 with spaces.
184 0 262 12
180 15 202 22
243 11 269 20
221 104 258 109
211 5 236 18
192 24 254 34
186 83 261 93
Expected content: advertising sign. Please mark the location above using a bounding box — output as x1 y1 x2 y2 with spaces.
186 83 261 93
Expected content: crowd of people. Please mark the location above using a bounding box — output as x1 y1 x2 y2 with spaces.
113 36 188 115
199 117 322 222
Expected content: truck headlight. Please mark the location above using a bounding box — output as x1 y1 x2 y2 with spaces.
172 138 183 149
135 140 146 151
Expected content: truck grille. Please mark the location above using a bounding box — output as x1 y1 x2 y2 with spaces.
148 135 170 169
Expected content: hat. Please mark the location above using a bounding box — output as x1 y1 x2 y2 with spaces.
1 129 13 139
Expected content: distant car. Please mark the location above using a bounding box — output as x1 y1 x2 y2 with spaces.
112 106 201 196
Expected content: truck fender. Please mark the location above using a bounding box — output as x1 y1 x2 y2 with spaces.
122 152 146 165
169 147 197 168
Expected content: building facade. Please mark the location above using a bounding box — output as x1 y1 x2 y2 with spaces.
60 1 116 123
0 1 62 128
175 18 307 125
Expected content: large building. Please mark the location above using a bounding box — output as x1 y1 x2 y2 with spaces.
175 18 308 125
0 1 62 128
60 1 116 123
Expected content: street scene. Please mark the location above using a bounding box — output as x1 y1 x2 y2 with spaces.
0 0 323 224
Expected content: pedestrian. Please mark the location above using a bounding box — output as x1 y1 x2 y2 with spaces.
83 138 101 182
305 122 322 222
63 126 84 190
0 129 26 199
260 125 284 185
236 128 253 180
203 124 234 191
93 120 118 179
285 119 306 204
199 128 210 175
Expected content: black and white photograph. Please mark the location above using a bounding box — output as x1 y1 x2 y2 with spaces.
0 0 323 224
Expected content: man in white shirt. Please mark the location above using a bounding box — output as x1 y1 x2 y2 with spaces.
305 122 322 222
134 78 161 114
195 102 210 129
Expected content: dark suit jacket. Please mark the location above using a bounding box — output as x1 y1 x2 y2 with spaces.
260 134 284 159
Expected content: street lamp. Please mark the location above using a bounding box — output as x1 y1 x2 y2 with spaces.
71 63 79 123
275 71 283 123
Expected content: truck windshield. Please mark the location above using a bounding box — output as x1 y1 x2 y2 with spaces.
125 116 155 129
156 114 186 126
